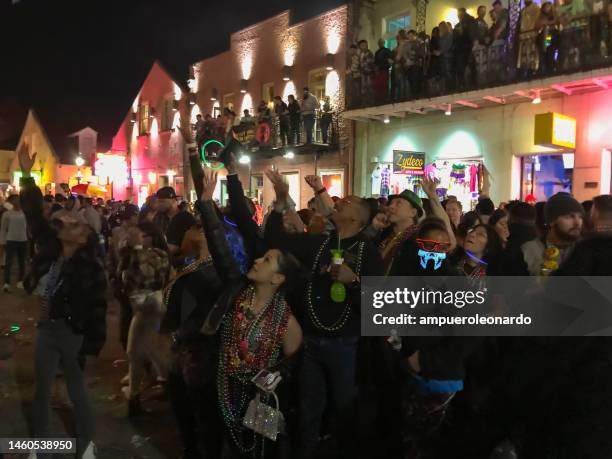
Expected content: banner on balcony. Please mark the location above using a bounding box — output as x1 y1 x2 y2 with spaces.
393 151 426 175
534 112 576 149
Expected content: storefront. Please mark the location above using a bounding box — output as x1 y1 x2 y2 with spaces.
353 86 612 205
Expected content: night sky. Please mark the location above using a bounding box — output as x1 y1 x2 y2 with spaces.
0 0 343 145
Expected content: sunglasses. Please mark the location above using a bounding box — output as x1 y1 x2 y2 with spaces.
416 238 451 253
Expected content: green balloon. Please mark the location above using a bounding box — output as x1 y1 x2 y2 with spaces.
330 281 346 303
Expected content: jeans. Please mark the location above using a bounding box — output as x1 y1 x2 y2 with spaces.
279 118 290 146
33 321 95 456
167 371 222 459
320 116 332 144
303 115 315 144
298 335 359 459
289 117 301 145
4 240 26 284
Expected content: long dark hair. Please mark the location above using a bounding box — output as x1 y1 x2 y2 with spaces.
452 223 503 265
489 208 508 228
275 249 303 294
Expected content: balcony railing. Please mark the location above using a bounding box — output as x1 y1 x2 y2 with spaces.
347 12 612 110
198 111 340 158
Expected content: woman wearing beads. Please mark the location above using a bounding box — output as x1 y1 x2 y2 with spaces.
197 168 303 458
449 223 504 287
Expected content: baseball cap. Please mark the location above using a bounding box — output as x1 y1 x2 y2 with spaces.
156 187 177 199
392 190 424 218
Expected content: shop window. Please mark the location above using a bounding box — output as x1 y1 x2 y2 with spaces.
262 83 274 104
139 103 150 135
223 93 235 111
520 154 574 201
383 12 412 49
282 172 300 207
319 169 344 198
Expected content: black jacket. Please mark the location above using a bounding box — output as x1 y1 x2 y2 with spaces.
554 232 612 276
20 177 107 356
196 199 299 379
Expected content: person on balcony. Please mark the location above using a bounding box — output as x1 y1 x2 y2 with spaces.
374 38 393 104
404 30 426 98
439 22 454 92
256 100 271 123
393 30 409 101
472 6 490 85
518 0 542 79
320 96 333 145
455 8 477 89
358 39 375 107
240 109 256 128
301 87 318 144
274 96 290 147
536 1 561 74
489 1 509 79
288 94 301 145
558 0 589 70
346 44 361 108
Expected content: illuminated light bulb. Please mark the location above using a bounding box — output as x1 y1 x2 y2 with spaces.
239 155 251 165
445 104 452 116
283 151 295 159
75 156 85 167
383 116 390 124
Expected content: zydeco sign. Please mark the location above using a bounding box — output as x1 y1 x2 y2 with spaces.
393 151 425 175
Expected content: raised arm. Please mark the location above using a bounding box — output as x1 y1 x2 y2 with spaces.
263 169 322 265
305 175 334 217
224 152 263 261
422 176 457 250
197 169 242 284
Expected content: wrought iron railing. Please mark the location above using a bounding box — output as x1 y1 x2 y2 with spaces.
347 12 612 110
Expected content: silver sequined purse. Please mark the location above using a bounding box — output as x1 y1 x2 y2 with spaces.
242 391 285 441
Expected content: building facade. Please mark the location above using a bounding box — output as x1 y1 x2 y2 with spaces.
193 6 350 209
344 0 612 207
111 61 189 204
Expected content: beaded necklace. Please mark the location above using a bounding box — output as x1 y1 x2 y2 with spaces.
217 285 290 452
461 252 487 289
307 235 365 332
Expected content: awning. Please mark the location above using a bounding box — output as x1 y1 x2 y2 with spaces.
71 183 108 196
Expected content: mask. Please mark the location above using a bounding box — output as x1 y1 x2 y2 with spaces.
416 238 451 271
418 249 447 270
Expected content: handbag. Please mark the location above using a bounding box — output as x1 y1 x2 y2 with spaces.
242 390 285 441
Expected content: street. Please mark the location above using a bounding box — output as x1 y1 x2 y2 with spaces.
0 287 179 459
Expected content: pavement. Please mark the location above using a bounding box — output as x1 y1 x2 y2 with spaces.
0 282 181 459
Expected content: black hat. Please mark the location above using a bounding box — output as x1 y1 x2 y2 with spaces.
156 186 177 199
544 192 584 224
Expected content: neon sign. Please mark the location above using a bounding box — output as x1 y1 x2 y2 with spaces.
201 139 225 171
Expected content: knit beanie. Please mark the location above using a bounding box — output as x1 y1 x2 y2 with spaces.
544 192 584 224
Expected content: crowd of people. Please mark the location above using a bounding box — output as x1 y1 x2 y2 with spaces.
193 87 334 154
348 0 612 107
2 136 612 459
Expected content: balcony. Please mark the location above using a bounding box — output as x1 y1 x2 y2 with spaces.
198 110 340 162
344 12 612 119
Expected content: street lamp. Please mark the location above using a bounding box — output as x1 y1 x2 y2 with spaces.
75 156 85 167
